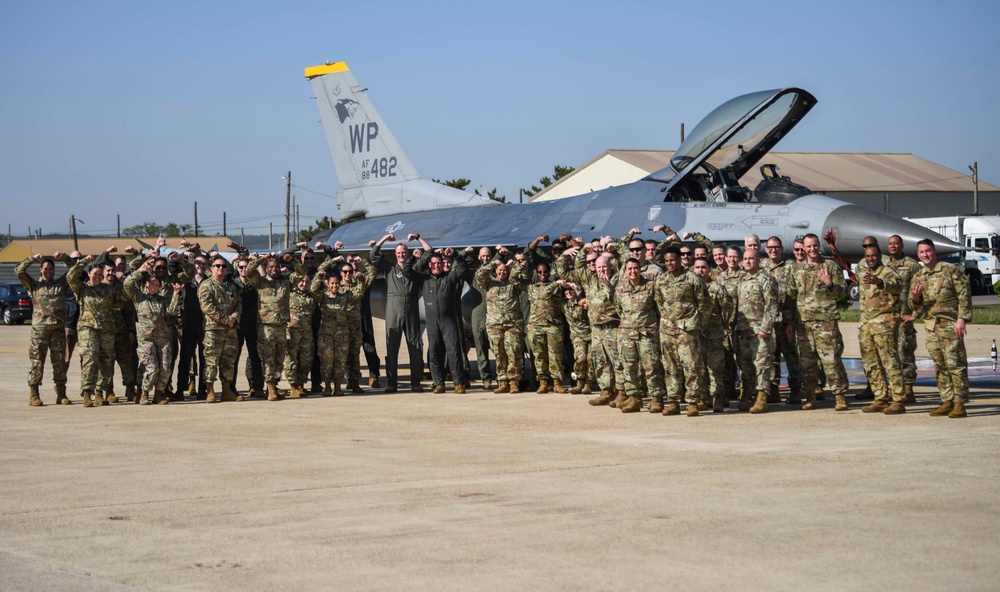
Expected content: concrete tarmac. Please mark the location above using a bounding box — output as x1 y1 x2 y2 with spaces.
1 321 999 591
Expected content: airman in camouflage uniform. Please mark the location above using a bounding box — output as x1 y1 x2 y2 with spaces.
618 228 662 280
526 262 566 394
655 247 708 416
476 249 530 393
856 245 906 414
691 256 734 412
761 236 804 404
312 266 363 395
99 260 137 403
909 239 972 418
735 249 780 413
17 253 73 406
124 260 184 404
286 273 319 397
248 253 306 401
198 256 243 403
887 235 922 403
68 256 120 407
560 283 592 394
613 258 665 413
787 234 850 411
334 255 377 391
719 247 746 405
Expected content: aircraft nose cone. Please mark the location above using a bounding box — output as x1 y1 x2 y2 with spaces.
823 204 962 259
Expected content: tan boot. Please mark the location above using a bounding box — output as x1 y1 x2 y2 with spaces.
105 388 119 404
508 380 521 394
697 399 709 412
929 400 953 416
154 389 170 405
83 390 94 408
571 380 591 395
454 385 467 394
267 382 280 401
55 383 71 405
483 379 493 391
588 389 614 406
883 401 906 414
29 385 44 407
536 379 549 394
221 382 243 402
433 385 446 394
802 389 819 410
620 395 642 413
862 400 890 413
663 401 681 416
611 389 627 409
835 394 849 411
948 401 968 418
903 384 917 404
125 384 138 403
493 380 509 394
94 390 107 406
648 396 664 414
686 403 700 417
289 384 304 398
187 378 197 397
551 381 565 394
139 391 150 405
750 390 768 414
205 383 217 403
368 376 379 388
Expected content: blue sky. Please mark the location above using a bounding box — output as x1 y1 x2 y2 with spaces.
1 0 997 238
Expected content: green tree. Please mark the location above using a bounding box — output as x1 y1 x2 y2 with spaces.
521 165 575 198
298 215 339 242
432 178 472 191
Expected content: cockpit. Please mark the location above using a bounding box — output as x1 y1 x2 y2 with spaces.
644 88 816 205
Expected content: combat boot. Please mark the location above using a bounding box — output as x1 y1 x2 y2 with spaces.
552 381 566 394
55 383 71 405
267 382 280 401
611 389 628 409
125 384 138 403
802 389 819 411
322 382 333 396
536 379 550 394
948 401 967 418
862 400 890 413
105 388 119 404
712 395 725 413
153 389 170 405
94 390 107 406
508 380 521 394
454 385 467 394
786 386 802 405
139 391 150 405
333 381 344 396
737 387 753 412
589 389 614 406
904 384 917 404
83 390 94 408
349 379 364 394
686 403 699 417
620 395 642 413
929 400 953 416
750 390 769 414
767 383 781 404
29 385 43 407
883 401 906 415
433 385 446 394
569 380 583 394
187 378 197 397
835 394 849 411
697 399 709 412
648 395 664 414
663 401 681 416
289 384 304 398
221 383 243 402
368 376 379 388
483 379 493 391
205 383 217 403
493 380 509 394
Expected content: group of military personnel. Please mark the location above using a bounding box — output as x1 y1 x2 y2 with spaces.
17 225 972 418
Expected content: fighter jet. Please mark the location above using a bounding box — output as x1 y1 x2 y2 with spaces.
305 62 959 260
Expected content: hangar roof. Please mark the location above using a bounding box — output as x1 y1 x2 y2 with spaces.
531 150 997 201
0 237 235 264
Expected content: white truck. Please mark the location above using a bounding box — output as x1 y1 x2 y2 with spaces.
905 215 1000 294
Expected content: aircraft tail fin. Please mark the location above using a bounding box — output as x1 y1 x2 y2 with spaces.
306 62 493 219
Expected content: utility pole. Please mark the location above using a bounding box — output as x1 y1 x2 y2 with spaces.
70 215 80 251
223 212 227 238
284 170 292 248
680 122 685 143
241 227 245 245
269 222 273 250
970 161 980 215
117 214 121 238
194 202 200 236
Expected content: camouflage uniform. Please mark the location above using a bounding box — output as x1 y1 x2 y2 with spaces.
312 274 362 387
248 257 306 386
886 255 922 387
614 276 665 401
198 276 242 385
561 250 621 393
286 280 320 389
857 264 904 403
340 259 378 384
101 276 137 396
17 256 71 391
475 259 530 385
655 269 707 404
123 271 183 392
719 268 746 399
68 261 118 394
616 231 662 281
526 279 566 384
699 278 734 405
787 258 850 398
761 258 803 394
561 294 592 385
734 270 779 394
909 261 971 404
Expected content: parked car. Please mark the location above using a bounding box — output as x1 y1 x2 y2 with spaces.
0 283 32 325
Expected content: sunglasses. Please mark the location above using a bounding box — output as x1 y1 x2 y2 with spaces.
629 247 644 252
862 243 877 248
211 264 225 268
766 246 782 250
680 252 692 257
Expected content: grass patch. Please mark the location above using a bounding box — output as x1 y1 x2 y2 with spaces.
839 304 1000 324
